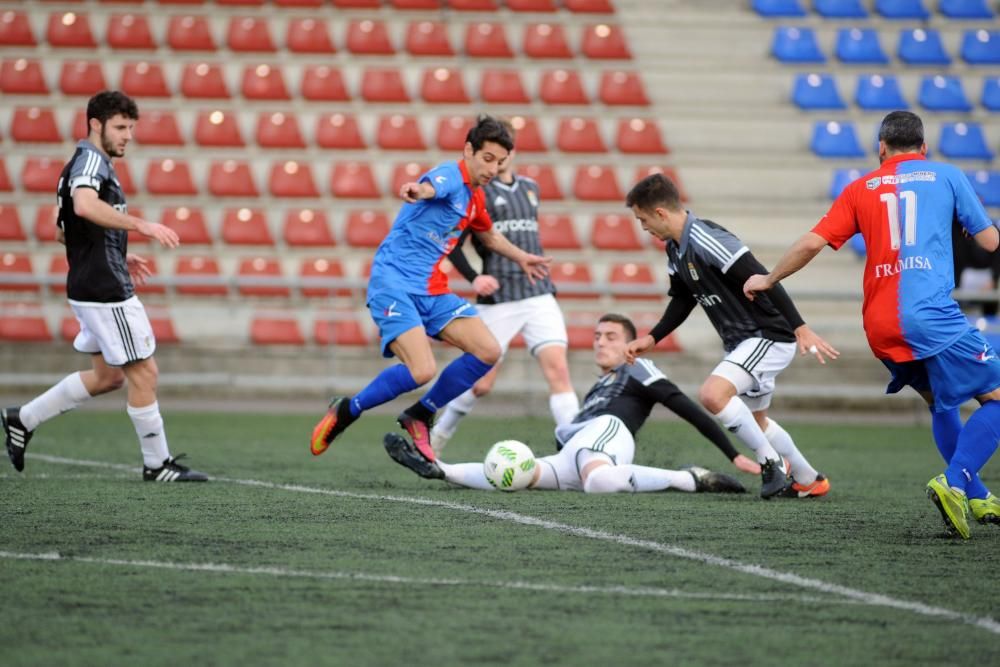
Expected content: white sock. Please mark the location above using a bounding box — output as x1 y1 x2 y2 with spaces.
714 396 780 464
548 391 579 427
764 419 818 484
439 461 494 490
625 464 697 493
127 402 171 468
432 390 478 440
20 372 91 432
582 465 634 493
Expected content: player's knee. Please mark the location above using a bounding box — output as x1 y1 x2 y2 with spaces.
698 385 726 414
477 343 501 366
95 369 125 394
471 380 492 398
409 362 437 386
582 465 631 494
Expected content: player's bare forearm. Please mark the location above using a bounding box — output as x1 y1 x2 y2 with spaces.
72 189 138 231
399 181 435 202
974 225 1000 253
767 232 827 285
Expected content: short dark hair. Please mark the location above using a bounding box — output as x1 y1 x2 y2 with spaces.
466 114 514 153
878 110 923 152
499 118 516 141
86 90 139 125
598 313 637 341
625 173 682 213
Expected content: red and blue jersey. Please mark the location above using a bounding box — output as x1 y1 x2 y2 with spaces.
813 154 994 362
370 160 492 296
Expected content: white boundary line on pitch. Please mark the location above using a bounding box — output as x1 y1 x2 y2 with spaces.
23 453 1000 636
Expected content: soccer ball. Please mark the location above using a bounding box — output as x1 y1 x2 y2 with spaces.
483 440 536 492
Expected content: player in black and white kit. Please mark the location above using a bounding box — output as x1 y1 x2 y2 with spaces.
385 314 752 494
1 91 207 482
624 173 834 499
430 120 578 454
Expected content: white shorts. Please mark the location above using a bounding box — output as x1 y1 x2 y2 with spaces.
536 415 635 491
710 337 796 411
69 295 156 367
476 293 568 356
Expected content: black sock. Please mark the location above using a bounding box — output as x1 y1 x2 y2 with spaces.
337 398 356 424
404 401 435 423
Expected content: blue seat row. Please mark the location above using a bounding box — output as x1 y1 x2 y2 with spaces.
812 120 995 160
830 167 1000 206
755 0 994 20
773 26 1000 65
793 73 1000 112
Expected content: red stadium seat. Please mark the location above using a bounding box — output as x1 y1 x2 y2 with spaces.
345 209 390 247
0 11 36 46
126 206 150 245
0 306 51 342
175 256 227 296
275 0 324 5
591 213 641 250
167 15 215 51
377 114 427 151
464 22 513 58
59 61 107 96
0 253 38 292
47 11 96 48
0 205 25 241
519 164 563 199
113 159 137 195
616 118 667 154
479 69 530 104
406 21 454 56
146 159 198 196
523 23 573 59
300 258 349 298
157 0 210 4
181 62 230 98
11 107 61 143
222 207 272 245
239 258 289 297
1 59 49 94
194 110 244 147
133 256 166 295
22 158 63 193
286 18 335 54
134 110 183 146
361 68 410 103
301 65 350 101
48 254 68 293
507 0 557 11
449 0 499 9
537 213 582 249
269 160 319 198
599 71 649 106
241 64 289 100
609 262 658 300
573 165 622 201
210 161 258 198
70 108 88 139
421 67 470 104
392 0 442 7
565 0 615 12
540 69 589 105
227 16 275 52
216 0 266 5
550 262 596 299
34 205 60 243
333 0 380 6
256 111 305 149
508 116 547 152
106 13 155 50
161 207 211 244
121 61 170 97
632 312 682 352
147 314 180 344
556 117 606 153
581 24 630 59
250 316 304 345
283 209 335 247
347 19 395 55
330 163 380 198
634 166 689 202
314 316 369 346
436 115 474 151
0 159 10 191
316 112 366 149
390 162 431 194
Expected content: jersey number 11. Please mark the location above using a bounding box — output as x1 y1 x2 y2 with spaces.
880 190 917 250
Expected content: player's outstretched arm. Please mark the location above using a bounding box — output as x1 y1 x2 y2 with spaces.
974 225 1000 253
125 254 152 285
399 181 435 203
474 228 551 283
743 231 827 300
625 335 656 364
72 188 179 248
793 324 840 365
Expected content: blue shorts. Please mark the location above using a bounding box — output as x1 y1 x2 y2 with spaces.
367 288 478 358
883 328 1000 412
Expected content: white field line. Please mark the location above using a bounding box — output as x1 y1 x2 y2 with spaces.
23 453 1000 636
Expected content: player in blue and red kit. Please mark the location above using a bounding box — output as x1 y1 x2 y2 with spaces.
310 116 551 465
744 111 1000 539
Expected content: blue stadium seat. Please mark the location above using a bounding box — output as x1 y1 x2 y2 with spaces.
961 30 1000 65
855 74 908 110
939 0 995 19
830 168 863 198
814 0 868 17
875 0 930 19
918 75 972 112
836 28 889 64
939 122 994 160
967 170 1000 207
792 73 845 110
898 29 951 66
771 26 825 63
752 0 806 17
982 77 1000 111
811 121 865 158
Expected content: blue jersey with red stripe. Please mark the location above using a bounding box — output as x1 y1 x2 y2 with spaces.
813 154 994 362
370 160 492 296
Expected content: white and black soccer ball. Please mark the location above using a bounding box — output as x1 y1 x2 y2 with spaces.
483 440 536 492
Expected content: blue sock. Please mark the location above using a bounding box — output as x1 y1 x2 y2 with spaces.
945 400 1000 494
419 353 493 413
350 364 421 417
932 407 990 498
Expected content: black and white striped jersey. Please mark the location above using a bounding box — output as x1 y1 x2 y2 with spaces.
572 358 672 436
665 213 796 351
56 140 133 303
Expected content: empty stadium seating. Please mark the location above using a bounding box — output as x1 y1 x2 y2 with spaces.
284 209 335 247
161 207 212 245
270 160 319 198
222 208 272 245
